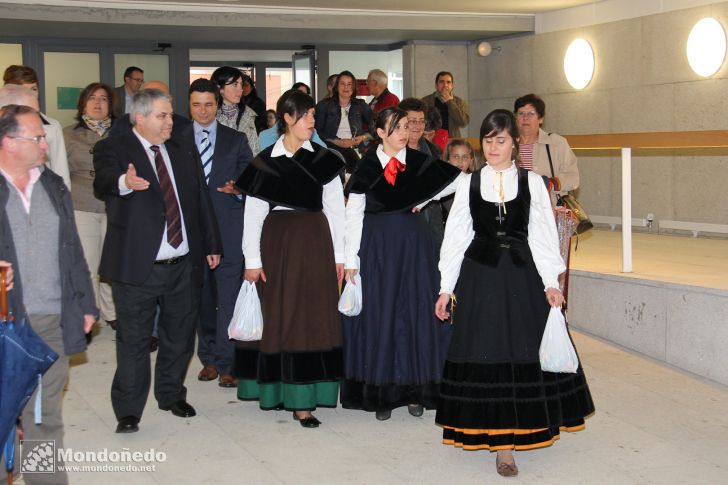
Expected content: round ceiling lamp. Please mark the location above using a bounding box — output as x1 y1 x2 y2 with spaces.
687 17 726 77
563 38 594 90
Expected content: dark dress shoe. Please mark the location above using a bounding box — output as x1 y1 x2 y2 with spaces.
159 400 196 418
218 374 236 388
198 364 218 381
375 410 392 421
408 404 424 417
292 412 321 428
149 336 159 352
107 319 117 331
116 416 139 433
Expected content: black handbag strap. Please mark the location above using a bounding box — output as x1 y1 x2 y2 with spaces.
545 139 555 178
544 142 563 202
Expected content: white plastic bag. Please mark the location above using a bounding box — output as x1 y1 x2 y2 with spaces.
228 281 263 341
338 272 362 316
539 306 579 373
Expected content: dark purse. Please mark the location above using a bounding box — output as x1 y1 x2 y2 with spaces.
545 143 593 234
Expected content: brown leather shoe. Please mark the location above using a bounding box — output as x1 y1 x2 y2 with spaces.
496 455 518 477
198 364 218 381
218 374 236 388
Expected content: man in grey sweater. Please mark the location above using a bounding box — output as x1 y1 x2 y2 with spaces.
0 104 97 485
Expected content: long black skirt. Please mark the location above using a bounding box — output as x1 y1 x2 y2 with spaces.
435 254 594 451
341 211 452 412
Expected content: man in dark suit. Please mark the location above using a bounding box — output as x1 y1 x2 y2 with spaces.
181 78 252 387
112 66 144 119
93 88 222 434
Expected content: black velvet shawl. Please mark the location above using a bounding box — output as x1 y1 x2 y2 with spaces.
344 147 460 214
235 143 345 211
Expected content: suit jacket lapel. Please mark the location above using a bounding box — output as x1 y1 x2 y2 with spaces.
127 133 162 195
210 128 229 184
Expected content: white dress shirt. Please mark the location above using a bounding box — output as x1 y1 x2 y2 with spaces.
242 136 345 269
118 129 190 260
344 145 464 270
438 162 565 294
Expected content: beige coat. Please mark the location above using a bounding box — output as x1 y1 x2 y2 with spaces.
63 123 106 213
43 113 71 189
529 129 579 196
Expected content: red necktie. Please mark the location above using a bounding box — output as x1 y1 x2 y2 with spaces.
383 157 405 186
150 145 183 248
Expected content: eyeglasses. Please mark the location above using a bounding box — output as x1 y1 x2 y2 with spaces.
131 77 144 83
7 134 47 144
516 111 538 118
407 119 426 126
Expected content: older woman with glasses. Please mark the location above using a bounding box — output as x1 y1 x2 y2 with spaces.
513 94 579 200
515 94 581 305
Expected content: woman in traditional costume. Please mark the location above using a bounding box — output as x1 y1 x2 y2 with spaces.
341 107 460 421
435 109 594 476
234 90 346 428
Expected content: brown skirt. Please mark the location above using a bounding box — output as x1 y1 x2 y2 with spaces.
235 210 342 384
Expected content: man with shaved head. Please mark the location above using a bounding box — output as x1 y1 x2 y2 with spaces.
109 81 191 138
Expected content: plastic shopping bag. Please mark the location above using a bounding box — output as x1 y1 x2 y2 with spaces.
228 281 263 341
338 272 362 316
539 306 579 373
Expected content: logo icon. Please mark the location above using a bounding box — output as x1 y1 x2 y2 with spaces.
20 440 55 473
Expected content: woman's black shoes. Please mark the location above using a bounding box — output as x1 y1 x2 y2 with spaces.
408 404 424 417
375 410 392 421
293 412 321 428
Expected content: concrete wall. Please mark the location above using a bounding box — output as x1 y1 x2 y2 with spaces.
468 3 728 226
569 270 728 386
403 42 470 136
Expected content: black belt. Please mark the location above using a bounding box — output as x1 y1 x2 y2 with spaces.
154 254 187 265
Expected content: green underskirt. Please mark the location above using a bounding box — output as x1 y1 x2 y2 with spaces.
237 379 339 410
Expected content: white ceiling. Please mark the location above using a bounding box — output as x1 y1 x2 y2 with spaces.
70 0 598 14
0 0 599 46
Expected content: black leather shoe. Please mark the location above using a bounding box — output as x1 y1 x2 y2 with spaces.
408 404 424 417
375 410 392 421
159 400 196 418
149 336 159 352
116 416 139 433
292 412 321 428
107 319 117 331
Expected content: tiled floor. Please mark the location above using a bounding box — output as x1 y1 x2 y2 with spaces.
52 326 728 484
19 229 728 484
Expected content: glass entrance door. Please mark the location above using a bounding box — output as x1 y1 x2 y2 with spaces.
292 50 316 99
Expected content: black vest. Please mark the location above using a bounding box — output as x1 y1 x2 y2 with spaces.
464 168 534 267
